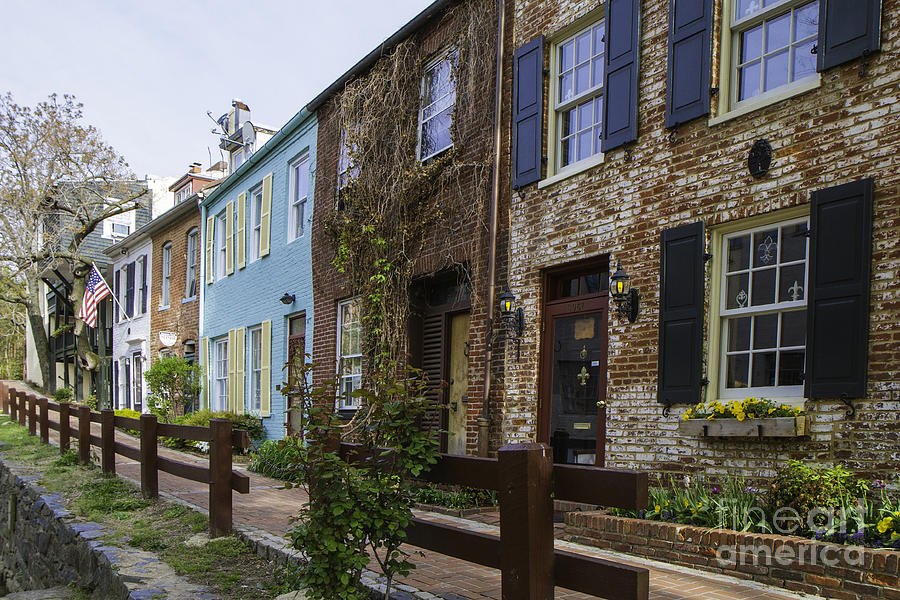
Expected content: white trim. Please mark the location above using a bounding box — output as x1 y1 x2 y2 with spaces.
287 155 309 243
249 185 263 263
213 337 229 412
709 76 820 126
417 48 458 162
336 298 362 410
248 325 263 413
537 152 605 189
160 242 172 308
216 212 228 280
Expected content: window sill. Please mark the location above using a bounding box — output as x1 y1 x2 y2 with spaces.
182 297 196 304
678 415 808 438
708 76 821 127
157 305 170 312
537 153 605 190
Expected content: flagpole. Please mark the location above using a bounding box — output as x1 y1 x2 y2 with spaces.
92 263 134 323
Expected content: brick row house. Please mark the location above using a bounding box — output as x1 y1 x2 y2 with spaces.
504 0 898 480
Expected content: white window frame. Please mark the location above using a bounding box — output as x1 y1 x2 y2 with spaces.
712 214 810 403
418 49 458 162
160 243 171 308
547 15 606 178
336 129 358 191
249 185 263 263
101 203 135 240
174 183 191 204
216 212 227 280
248 326 262 413
214 338 228 411
185 228 198 299
288 156 309 243
132 352 143 412
231 148 244 173
715 0 820 122
136 255 146 315
336 298 362 410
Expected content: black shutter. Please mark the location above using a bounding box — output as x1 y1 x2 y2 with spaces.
806 179 873 398
658 221 705 406
140 256 147 314
817 0 881 71
125 262 135 318
665 0 712 127
512 36 544 189
114 270 120 323
602 0 640 152
421 313 445 405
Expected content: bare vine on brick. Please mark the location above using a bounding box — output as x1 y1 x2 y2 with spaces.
325 0 496 404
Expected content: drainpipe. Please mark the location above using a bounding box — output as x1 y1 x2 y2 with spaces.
479 0 506 458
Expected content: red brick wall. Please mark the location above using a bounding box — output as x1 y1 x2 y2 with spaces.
311 0 514 454
506 0 900 481
149 208 201 363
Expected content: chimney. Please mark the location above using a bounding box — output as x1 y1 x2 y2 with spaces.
190 162 202 174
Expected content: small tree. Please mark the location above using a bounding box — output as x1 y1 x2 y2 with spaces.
144 356 201 422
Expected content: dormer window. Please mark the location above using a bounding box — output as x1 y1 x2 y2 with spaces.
101 201 135 240
231 148 245 172
174 184 191 204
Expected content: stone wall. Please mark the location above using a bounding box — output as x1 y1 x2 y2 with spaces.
565 512 900 600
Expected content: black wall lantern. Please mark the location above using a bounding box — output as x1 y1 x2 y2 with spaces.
498 286 524 358
610 260 640 323
280 293 296 305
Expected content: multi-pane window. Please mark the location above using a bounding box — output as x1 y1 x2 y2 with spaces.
122 357 131 410
174 184 191 204
216 213 227 279
185 229 198 298
249 326 262 412
231 148 244 173
337 299 362 410
161 243 172 307
288 157 309 242
419 51 457 161
250 186 263 262
733 0 818 104
214 338 228 411
719 218 809 398
337 130 358 191
555 20 605 170
132 353 143 412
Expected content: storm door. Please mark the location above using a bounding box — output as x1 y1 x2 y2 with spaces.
286 314 305 438
540 263 610 465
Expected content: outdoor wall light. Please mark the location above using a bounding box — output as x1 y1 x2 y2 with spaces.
498 286 525 359
610 260 640 323
279 293 296 305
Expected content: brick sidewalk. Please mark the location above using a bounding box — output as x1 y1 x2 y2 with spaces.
22 399 813 600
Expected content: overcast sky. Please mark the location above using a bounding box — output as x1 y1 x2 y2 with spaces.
0 0 433 178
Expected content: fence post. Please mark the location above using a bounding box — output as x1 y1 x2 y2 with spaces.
59 402 71 454
39 397 49 444
209 418 233 536
101 409 115 476
9 390 18 423
498 442 554 600
0 382 6 413
27 395 37 437
139 414 159 499
78 406 91 466
17 392 26 428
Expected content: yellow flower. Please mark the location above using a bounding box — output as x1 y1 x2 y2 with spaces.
655 504 662 513
684 499 689 508
794 407 802 414
707 415 715 420
747 413 755 419
737 414 746 422
893 531 900 541
768 408 776 414
682 413 691 421
877 517 893 534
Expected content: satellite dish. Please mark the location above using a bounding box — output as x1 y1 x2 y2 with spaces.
241 121 256 153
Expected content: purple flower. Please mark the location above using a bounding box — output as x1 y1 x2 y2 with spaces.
711 486 721 495
850 531 865 542
873 480 886 490
814 529 825 540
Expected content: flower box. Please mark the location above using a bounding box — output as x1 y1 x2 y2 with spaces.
678 416 808 438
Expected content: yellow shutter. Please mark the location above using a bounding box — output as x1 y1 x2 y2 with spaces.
234 327 245 415
199 337 209 409
260 319 271 417
260 173 272 258
225 201 234 275
236 192 246 270
205 216 215 284
227 329 236 413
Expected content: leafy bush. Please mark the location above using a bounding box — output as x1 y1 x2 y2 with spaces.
412 484 497 510
52 387 74 403
248 437 304 483
764 460 869 528
114 408 143 436
161 409 265 452
144 356 201 422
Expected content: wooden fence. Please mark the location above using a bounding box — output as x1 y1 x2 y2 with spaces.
0 382 250 536
341 440 650 600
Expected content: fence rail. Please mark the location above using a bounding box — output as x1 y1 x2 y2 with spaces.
0 382 249 536
340 440 650 600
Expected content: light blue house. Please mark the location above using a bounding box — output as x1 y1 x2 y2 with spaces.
199 106 316 440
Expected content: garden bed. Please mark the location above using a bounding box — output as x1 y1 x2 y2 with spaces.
564 512 900 600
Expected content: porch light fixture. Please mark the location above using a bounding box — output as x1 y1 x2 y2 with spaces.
497 286 525 359
280 293 295 305
610 260 640 323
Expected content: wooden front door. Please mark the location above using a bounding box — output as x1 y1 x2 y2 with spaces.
540 263 610 466
446 312 470 455
287 315 305 438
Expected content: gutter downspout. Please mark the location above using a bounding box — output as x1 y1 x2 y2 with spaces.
479 0 506 457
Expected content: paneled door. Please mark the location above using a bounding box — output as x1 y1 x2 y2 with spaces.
446 312 470 455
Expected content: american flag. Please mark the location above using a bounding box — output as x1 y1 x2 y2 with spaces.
78 265 111 328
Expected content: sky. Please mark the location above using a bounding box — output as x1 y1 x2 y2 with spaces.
0 0 434 179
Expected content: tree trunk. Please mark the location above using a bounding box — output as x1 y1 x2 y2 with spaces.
25 276 53 390
71 273 100 373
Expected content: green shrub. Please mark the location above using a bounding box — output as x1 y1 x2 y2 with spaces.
162 409 265 451
52 387 74 403
114 408 142 436
144 356 201 422
248 437 304 483
764 460 869 529
412 484 497 510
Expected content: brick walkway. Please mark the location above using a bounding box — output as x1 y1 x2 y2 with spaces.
19 399 813 600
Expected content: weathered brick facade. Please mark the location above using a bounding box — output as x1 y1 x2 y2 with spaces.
311 0 514 454
149 201 201 365
506 0 900 481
